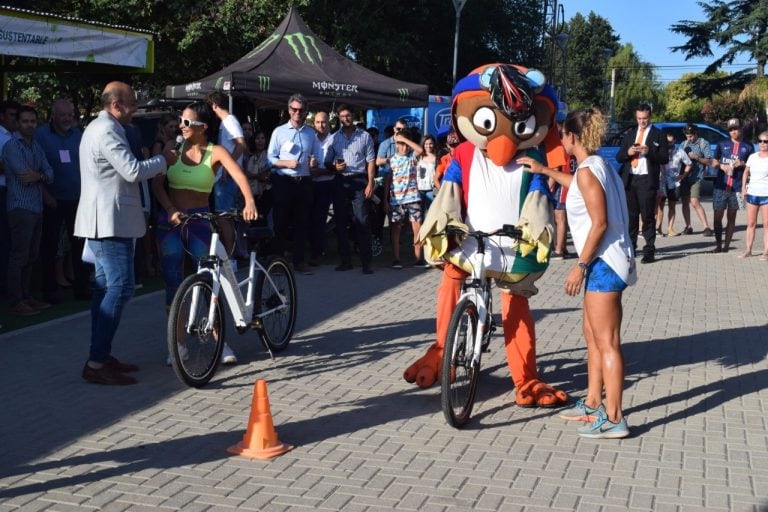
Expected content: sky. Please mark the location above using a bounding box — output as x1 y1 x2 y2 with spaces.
566 0 754 84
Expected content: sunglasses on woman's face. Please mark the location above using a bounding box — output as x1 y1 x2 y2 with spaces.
179 117 205 127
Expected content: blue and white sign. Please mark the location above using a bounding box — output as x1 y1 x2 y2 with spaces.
366 95 452 136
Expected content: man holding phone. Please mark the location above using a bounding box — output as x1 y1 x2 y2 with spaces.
328 104 376 274
679 124 713 236
617 103 669 263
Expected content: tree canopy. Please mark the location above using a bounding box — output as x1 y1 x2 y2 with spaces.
561 12 620 111
7 0 547 108
670 0 767 78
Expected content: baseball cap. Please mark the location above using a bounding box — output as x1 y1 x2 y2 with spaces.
726 118 741 129
682 124 697 135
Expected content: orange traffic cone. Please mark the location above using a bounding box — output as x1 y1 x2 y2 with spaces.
227 379 294 460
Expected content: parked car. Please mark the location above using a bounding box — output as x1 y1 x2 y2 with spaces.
597 122 730 179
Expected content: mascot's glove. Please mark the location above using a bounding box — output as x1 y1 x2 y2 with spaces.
417 181 466 264
517 189 553 263
516 222 552 263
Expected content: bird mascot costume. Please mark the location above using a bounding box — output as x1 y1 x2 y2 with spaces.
404 63 569 407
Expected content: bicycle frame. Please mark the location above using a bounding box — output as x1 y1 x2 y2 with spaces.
454 240 492 369
186 227 289 335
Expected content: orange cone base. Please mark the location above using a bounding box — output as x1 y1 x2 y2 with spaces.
227 440 294 460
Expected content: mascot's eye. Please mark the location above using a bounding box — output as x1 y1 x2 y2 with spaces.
472 107 496 134
514 115 537 137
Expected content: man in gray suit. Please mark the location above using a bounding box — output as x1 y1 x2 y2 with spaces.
75 81 177 385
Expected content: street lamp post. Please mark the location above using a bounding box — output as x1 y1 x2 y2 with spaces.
602 48 613 121
554 32 569 101
452 0 468 86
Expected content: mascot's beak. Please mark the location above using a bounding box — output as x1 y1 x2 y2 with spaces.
485 134 518 166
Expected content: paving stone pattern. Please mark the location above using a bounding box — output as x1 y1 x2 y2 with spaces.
1 212 767 511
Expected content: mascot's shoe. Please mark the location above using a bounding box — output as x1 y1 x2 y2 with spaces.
403 346 443 388
515 380 568 408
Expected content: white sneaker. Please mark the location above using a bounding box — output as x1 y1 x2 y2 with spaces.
165 343 189 366
221 343 237 365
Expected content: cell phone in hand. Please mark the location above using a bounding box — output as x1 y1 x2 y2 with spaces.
683 146 692 154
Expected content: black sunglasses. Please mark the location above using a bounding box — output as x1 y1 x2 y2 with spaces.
759 139 768 143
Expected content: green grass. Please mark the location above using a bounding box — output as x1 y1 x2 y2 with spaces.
0 276 166 334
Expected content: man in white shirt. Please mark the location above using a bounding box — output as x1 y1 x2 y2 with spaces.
208 92 247 259
309 111 335 266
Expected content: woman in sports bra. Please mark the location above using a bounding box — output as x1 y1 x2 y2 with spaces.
152 101 257 365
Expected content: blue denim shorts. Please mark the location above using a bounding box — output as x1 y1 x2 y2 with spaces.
712 188 739 211
585 258 627 293
746 194 768 206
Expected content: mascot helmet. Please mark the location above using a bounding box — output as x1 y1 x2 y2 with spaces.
451 64 566 169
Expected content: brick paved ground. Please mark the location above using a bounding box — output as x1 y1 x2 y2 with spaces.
1 208 766 511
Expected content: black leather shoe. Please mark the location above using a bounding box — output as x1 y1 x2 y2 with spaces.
640 254 655 264
82 363 138 385
105 356 139 373
335 263 353 271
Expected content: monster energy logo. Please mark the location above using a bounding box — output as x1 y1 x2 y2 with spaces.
284 33 322 64
398 88 410 101
258 75 271 92
245 31 322 65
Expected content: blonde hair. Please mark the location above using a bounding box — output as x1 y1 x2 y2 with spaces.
563 108 607 154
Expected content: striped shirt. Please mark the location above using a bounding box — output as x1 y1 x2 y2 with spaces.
329 128 375 175
2 133 54 214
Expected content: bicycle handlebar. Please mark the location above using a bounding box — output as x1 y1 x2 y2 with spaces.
444 224 523 240
177 209 244 224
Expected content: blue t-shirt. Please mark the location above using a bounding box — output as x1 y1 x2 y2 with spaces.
713 139 754 191
34 123 82 201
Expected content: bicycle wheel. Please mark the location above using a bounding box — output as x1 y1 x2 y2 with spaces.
254 256 297 352
167 273 225 387
441 297 482 428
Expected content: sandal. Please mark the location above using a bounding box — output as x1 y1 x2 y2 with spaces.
760 254 768 261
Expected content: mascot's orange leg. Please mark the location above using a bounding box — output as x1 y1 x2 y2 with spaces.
403 263 467 388
501 293 568 407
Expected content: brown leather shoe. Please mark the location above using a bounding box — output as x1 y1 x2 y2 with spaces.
105 356 139 373
8 301 40 316
26 297 52 310
82 363 138 385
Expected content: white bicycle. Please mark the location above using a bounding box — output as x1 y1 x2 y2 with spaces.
167 211 297 387
440 224 523 427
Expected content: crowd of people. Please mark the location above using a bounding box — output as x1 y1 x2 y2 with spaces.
1 82 766 398
549 104 768 265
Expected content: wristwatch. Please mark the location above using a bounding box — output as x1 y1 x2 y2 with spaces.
577 260 588 275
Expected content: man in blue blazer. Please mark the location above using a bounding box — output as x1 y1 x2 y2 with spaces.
616 103 669 263
75 81 177 385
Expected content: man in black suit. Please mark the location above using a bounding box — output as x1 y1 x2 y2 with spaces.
617 103 669 263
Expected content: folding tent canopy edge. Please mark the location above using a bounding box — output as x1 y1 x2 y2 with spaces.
164 8 428 110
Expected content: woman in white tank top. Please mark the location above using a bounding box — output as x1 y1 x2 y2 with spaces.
516 108 634 439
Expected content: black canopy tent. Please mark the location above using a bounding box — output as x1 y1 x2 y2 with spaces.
164 8 428 109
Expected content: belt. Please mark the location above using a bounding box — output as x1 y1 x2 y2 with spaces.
278 174 311 182
342 173 367 179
